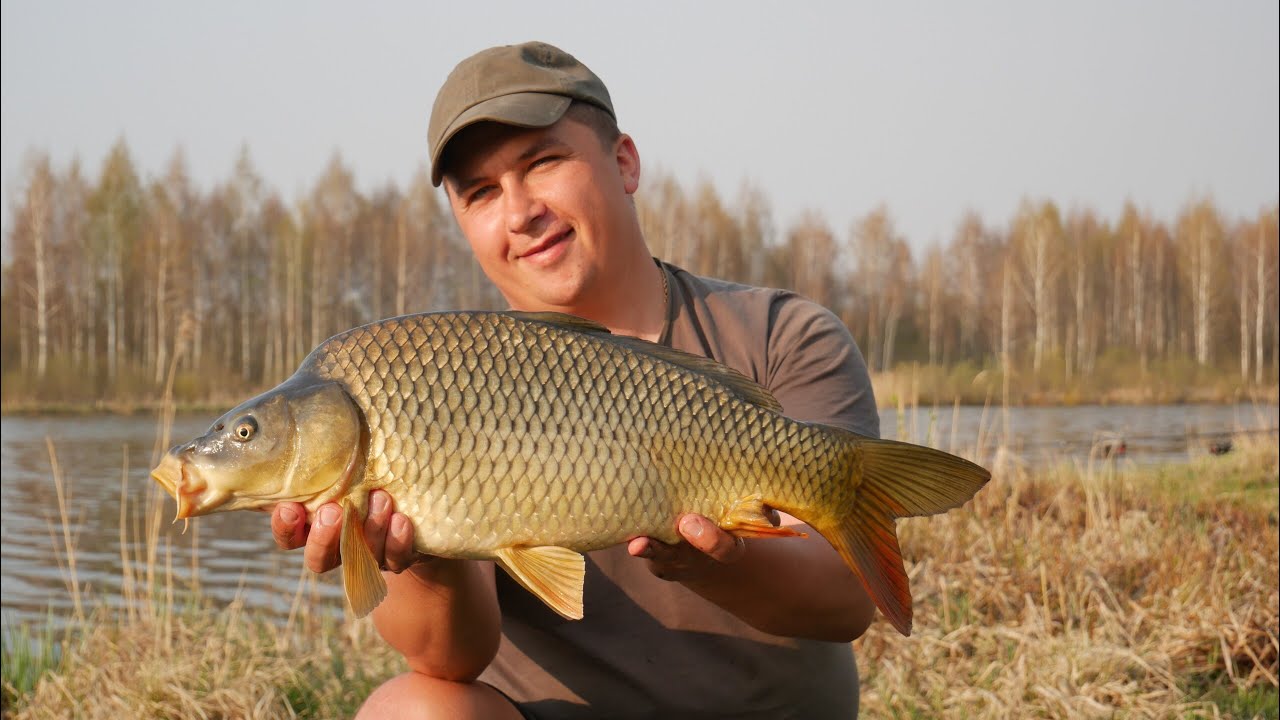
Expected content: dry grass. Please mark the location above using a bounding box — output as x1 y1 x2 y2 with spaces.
4 598 401 720
2 434 404 720
855 433 1279 719
4 433 1276 718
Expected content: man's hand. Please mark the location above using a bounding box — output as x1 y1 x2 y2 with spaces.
627 514 748 582
270 490 425 573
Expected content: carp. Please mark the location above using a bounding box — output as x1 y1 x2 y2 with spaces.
151 311 989 635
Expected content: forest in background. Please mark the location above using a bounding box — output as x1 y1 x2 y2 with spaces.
2 140 1277 410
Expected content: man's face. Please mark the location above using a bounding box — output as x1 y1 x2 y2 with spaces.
442 115 641 312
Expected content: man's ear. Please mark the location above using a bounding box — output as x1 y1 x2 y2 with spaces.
614 134 641 195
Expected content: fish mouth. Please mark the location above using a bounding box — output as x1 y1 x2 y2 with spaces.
150 453 210 521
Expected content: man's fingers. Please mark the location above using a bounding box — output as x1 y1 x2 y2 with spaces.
271 502 308 550
302 503 343 573
363 491 393 566
383 513 418 572
678 515 745 563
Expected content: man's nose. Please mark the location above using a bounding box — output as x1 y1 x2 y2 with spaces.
503 182 546 234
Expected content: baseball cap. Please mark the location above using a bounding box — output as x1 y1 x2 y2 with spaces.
428 41 615 187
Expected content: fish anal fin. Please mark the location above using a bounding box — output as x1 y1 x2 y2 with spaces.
341 500 388 618
821 503 913 636
494 546 585 620
718 495 807 538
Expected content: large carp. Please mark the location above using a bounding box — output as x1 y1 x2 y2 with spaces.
151 311 989 635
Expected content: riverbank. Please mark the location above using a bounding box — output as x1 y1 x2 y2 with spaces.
870 364 1280 409
3 435 1277 718
4 379 1278 416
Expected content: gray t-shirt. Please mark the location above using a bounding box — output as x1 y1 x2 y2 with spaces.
479 260 880 719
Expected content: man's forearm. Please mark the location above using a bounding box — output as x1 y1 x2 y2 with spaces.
680 528 877 642
370 559 501 682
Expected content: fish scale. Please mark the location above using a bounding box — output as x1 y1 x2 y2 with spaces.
152 310 990 634
313 313 794 555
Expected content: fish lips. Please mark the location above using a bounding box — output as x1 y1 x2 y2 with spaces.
150 453 213 520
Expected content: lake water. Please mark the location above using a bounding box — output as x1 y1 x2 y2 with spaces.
2 403 1276 628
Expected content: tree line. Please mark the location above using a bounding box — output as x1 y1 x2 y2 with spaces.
2 140 1277 405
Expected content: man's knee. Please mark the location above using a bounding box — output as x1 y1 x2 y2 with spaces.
356 672 523 720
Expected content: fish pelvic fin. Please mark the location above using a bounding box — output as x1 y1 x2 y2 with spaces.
819 434 991 637
718 494 808 538
340 499 389 618
494 546 585 620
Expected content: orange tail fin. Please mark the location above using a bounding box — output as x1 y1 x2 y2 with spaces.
819 435 990 636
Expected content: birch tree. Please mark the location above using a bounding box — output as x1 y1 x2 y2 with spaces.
1176 199 1225 366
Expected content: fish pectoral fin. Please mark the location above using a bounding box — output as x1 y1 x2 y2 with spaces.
494 546 585 620
718 495 808 538
340 500 389 618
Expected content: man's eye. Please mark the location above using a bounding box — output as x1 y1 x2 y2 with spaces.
531 155 559 169
469 186 494 203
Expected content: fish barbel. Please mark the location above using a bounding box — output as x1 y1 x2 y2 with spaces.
150 311 989 635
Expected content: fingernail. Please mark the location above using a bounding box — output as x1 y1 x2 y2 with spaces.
391 514 410 539
319 505 340 526
681 516 704 539
279 507 298 525
371 492 388 515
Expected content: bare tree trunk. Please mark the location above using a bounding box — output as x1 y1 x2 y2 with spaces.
153 230 169 385
882 302 900 371
927 256 941 366
310 245 324 349
18 296 31 375
240 250 251 382
31 174 51 378
1000 257 1014 441
1194 225 1211 366
1154 239 1167 359
1074 238 1086 381
1239 257 1250 380
107 239 118 381
1256 224 1268 386
1131 228 1146 373
396 209 408 316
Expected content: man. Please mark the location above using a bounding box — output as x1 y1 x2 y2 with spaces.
271 41 881 719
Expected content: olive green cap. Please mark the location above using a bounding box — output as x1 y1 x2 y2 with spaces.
428 41 615 187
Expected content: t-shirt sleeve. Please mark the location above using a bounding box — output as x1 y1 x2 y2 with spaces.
764 295 880 439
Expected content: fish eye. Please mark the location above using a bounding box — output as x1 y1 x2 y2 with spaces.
232 417 258 442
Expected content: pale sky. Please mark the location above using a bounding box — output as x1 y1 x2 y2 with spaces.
2 1 1277 252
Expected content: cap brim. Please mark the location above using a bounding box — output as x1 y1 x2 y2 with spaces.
431 92 573 186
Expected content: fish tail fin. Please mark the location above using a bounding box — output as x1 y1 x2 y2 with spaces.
815 434 990 636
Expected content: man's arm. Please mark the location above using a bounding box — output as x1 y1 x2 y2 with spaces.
271 490 501 681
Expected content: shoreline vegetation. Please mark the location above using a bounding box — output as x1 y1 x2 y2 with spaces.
3 431 1277 718
3 366 1278 417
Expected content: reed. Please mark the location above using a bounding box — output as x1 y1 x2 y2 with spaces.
854 432 1279 719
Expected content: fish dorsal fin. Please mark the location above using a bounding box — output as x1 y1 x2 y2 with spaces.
505 311 612 335
504 311 784 414
493 546 585 620
341 500 389 618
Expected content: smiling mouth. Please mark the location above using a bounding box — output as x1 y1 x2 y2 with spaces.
520 228 573 259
